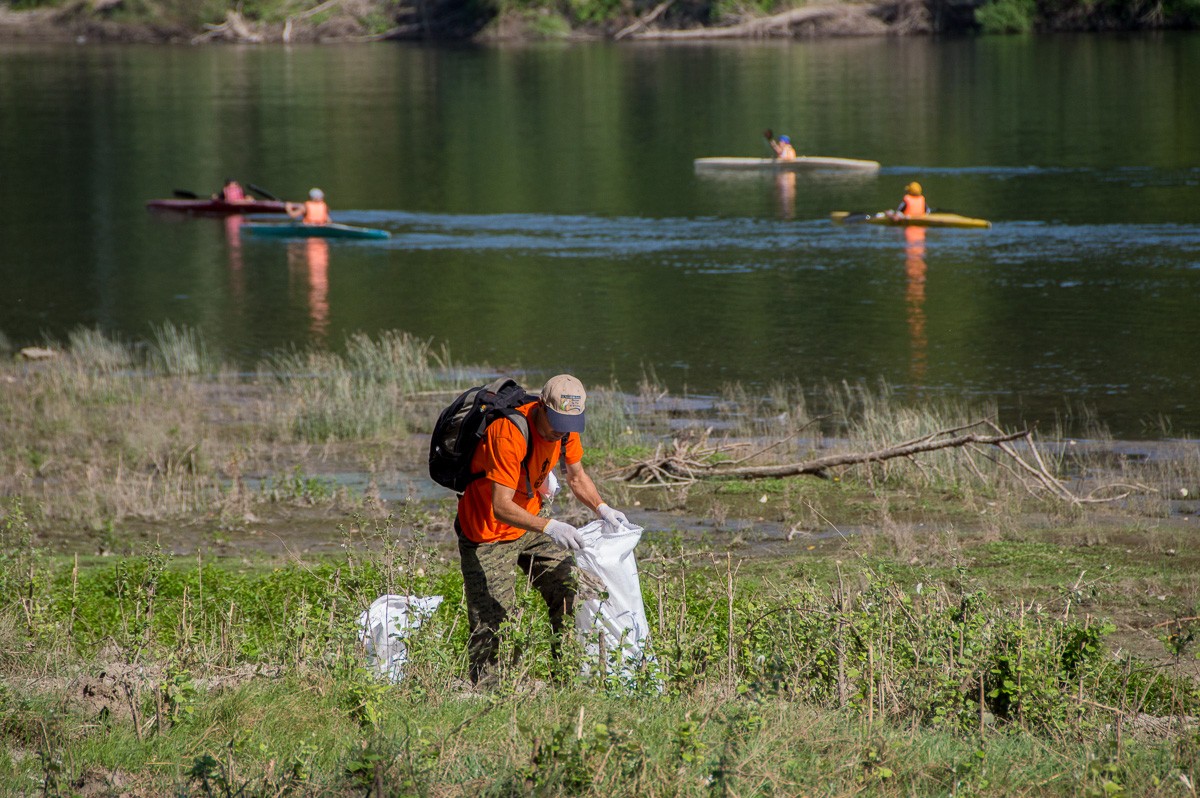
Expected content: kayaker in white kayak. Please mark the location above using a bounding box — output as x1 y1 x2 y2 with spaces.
767 133 797 161
287 188 331 226
887 182 929 220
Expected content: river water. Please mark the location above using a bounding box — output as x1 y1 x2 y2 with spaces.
2 36 1198 439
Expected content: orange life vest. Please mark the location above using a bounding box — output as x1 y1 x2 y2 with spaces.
777 143 797 160
303 200 330 225
900 194 927 216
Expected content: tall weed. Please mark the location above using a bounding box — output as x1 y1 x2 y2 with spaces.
148 321 221 376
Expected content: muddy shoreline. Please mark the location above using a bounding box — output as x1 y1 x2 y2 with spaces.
38 430 1200 561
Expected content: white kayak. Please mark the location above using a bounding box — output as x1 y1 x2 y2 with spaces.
694 155 881 173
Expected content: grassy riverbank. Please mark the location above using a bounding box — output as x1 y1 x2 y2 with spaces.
2 327 1199 795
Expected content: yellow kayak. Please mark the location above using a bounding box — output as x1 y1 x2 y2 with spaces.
831 211 991 229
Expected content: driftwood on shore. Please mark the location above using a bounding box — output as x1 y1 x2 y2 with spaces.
613 0 676 40
191 10 264 44
626 3 882 39
616 420 1152 506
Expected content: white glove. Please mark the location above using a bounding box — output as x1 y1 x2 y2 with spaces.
597 503 629 529
543 519 585 551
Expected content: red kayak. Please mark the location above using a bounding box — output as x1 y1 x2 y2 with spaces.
146 198 289 216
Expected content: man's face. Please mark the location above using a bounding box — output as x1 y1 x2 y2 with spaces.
536 402 568 441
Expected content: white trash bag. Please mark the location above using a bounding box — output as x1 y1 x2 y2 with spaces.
357 594 444 682
537 469 560 501
574 519 657 687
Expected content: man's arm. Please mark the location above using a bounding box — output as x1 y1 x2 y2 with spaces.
491 481 553 534
492 480 586 550
563 458 604 513
565 459 632 529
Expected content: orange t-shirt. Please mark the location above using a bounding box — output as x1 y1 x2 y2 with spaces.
456 401 583 544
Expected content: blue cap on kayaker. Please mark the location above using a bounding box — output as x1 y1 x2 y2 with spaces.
779 135 790 144
309 188 325 200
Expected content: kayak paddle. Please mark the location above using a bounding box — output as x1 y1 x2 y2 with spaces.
173 189 200 199
831 211 876 224
248 183 281 201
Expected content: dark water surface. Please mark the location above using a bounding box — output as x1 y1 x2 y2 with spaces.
2 36 1199 438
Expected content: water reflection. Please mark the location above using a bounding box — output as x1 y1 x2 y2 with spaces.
904 225 927 385
775 171 796 220
224 215 246 302
287 239 330 339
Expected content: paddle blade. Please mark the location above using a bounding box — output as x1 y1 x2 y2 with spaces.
763 128 773 141
173 189 200 199
248 183 281 201
831 211 873 224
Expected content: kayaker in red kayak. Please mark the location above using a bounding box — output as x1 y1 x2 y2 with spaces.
217 179 248 202
887 182 929 220
287 188 331 226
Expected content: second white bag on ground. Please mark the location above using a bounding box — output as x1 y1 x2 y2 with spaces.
574 519 652 678
358 594 444 682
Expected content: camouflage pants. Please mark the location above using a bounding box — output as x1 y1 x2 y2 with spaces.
456 520 578 685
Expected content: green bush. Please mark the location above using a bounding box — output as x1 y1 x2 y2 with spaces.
976 0 1038 32
566 0 624 24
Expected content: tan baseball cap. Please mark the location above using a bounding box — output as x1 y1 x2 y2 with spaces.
541 374 586 433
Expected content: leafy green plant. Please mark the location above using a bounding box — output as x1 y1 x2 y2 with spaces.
260 467 336 504
161 658 198 726
976 0 1038 33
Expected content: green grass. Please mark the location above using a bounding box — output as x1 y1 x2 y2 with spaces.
3 517 1199 795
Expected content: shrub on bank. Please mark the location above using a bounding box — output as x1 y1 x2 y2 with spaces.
976 0 1037 33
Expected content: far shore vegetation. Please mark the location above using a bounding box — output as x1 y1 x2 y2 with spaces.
1 0 1198 43
2 325 1199 795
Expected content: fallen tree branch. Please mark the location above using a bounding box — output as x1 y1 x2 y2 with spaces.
614 0 675 40
293 0 343 21
629 5 847 39
707 429 1030 479
619 422 1029 484
191 10 263 43
615 420 1158 507
1151 616 1200 629
282 0 344 42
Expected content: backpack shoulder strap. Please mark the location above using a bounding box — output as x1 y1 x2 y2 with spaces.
492 407 536 498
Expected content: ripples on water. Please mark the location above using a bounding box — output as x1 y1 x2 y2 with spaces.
344 209 1200 272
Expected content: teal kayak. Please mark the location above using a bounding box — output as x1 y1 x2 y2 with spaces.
240 222 390 240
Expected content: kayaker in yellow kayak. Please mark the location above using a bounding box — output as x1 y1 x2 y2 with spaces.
886 182 928 220
287 188 331 226
766 132 797 161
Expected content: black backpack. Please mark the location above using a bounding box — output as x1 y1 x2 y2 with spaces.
428 377 539 495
